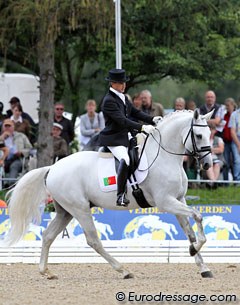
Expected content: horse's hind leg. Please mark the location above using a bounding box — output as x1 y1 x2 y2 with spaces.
39 202 73 279
76 209 134 279
176 215 213 278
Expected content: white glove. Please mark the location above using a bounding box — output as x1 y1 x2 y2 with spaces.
141 125 155 134
152 116 162 125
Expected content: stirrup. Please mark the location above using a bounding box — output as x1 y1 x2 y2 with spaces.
116 193 130 207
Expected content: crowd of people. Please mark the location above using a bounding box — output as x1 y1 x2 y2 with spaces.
1 84 240 190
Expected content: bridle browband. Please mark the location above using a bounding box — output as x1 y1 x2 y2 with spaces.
139 118 211 171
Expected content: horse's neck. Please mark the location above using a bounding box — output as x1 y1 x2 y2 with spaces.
145 115 190 161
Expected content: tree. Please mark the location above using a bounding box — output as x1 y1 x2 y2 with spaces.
0 0 114 166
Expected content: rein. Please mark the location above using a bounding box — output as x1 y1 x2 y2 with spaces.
138 119 211 171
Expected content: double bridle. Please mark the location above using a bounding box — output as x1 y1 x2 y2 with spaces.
182 119 211 160
139 119 211 170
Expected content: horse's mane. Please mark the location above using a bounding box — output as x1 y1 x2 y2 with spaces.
159 110 194 124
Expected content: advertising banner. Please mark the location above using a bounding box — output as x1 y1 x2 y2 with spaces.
0 205 239 242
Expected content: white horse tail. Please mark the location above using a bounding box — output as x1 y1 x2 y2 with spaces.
6 166 51 245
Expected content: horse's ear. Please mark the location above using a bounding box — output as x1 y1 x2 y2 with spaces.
193 108 200 120
201 109 214 121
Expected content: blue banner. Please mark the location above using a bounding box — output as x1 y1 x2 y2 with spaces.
0 205 240 241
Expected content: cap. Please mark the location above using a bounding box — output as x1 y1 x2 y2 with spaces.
3 119 14 127
53 123 63 130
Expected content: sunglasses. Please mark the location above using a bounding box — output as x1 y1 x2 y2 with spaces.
4 124 12 127
55 108 64 111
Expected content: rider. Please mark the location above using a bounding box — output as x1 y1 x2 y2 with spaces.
99 68 161 207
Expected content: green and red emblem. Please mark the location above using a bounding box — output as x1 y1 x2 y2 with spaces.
103 176 116 186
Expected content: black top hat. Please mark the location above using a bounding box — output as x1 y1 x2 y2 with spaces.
105 68 130 83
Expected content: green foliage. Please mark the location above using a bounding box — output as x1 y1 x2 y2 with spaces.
1 0 240 122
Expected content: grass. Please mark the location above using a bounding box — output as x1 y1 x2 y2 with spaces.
186 185 240 205
0 185 239 208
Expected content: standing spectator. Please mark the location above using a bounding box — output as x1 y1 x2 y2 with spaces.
140 90 164 117
186 100 196 111
54 103 75 146
132 93 142 110
0 101 7 127
174 97 186 111
52 123 68 162
229 106 240 181
80 99 105 150
199 90 222 130
10 104 31 140
0 119 32 186
222 98 236 181
6 96 37 144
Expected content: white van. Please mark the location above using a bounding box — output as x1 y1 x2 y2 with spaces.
0 73 40 123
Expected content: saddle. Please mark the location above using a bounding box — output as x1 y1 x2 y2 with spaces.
99 136 152 208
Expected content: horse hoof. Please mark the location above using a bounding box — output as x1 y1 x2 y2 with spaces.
201 271 214 278
123 273 134 279
189 244 198 256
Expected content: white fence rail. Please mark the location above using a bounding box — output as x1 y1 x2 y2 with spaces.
0 240 240 264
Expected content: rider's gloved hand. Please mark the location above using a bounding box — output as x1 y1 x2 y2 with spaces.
152 116 162 125
141 125 155 134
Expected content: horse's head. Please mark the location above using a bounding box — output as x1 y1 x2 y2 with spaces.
183 109 213 170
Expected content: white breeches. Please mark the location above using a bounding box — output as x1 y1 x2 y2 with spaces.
107 146 130 166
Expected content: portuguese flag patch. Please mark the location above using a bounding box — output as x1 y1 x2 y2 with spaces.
103 176 116 186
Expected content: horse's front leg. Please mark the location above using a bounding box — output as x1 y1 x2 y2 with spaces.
176 214 213 278
158 196 206 254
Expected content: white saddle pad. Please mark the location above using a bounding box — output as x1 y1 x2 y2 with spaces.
98 151 148 192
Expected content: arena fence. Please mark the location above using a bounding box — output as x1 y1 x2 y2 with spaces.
0 240 240 264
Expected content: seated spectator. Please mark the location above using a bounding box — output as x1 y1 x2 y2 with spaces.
205 124 225 187
80 99 105 150
6 96 37 144
52 123 68 162
140 90 164 117
10 104 31 140
174 97 186 111
0 119 32 186
0 139 9 168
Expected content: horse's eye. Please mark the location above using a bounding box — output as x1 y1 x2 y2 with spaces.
196 134 202 140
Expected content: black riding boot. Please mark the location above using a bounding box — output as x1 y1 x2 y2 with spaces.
116 159 130 207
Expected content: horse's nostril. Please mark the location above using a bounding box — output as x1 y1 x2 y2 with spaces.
203 163 210 170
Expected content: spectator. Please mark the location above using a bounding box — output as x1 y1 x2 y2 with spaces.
80 99 105 150
229 105 240 181
10 104 31 140
186 100 196 111
0 101 7 126
205 124 225 187
222 98 236 181
54 103 75 146
174 97 186 111
199 90 221 128
0 138 9 168
132 93 142 110
6 96 37 144
52 123 68 162
140 90 164 117
0 119 32 186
